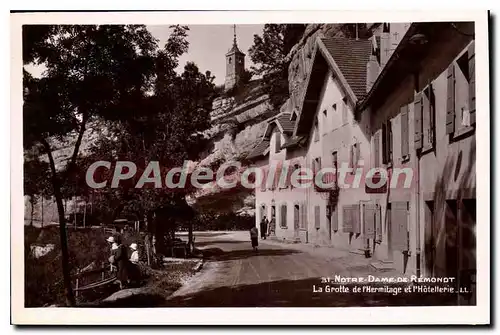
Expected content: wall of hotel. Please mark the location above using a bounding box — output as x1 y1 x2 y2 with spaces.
415 35 476 279
369 25 475 277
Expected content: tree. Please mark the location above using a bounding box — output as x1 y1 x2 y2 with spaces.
23 25 158 306
248 24 306 109
24 155 51 226
77 26 216 258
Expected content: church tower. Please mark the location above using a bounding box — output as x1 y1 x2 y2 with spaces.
225 25 246 91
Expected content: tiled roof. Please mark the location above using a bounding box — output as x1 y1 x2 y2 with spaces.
246 139 270 160
275 113 294 134
320 38 372 99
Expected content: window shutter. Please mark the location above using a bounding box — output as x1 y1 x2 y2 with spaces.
390 202 409 251
363 204 377 239
468 41 476 125
281 204 287 228
349 144 354 168
414 93 423 149
401 104 409 157
353 204 361 234
343 205 353 233
374 132 380 167
446 64 456 134
314 205 320 229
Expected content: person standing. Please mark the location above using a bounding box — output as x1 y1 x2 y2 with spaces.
260 216 269 240
113 237 130 290
129 243 139 264
250 226 259 252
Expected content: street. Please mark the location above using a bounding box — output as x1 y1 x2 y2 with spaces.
165 232 460 307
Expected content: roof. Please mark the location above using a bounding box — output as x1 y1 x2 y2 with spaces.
293 36 372 136
320 38 372 100
246 139 270 160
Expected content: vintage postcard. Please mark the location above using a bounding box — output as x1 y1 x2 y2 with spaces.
11 10 490 325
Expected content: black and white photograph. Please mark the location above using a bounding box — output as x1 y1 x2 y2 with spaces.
10 10 490 325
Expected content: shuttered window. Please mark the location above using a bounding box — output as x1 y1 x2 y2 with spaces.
343 204 360 233
314 205 321 229
373 132 381 167
300 202 307 229
280 203 287 228
400 104 409 158
294 204 300 230
414 92 423 150
446 64 456 134
390 202 409 251
468 41 476 125
423 86 435 148
363 203 377 239
382 120 393 164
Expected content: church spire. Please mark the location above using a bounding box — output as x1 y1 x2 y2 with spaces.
228 24 243 54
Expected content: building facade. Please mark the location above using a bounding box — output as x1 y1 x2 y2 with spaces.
249 22 476 290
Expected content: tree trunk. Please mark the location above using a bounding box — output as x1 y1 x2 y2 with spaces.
41 139 75 307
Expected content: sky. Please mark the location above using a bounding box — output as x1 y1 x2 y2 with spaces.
24 24 265 86
147 24 264 85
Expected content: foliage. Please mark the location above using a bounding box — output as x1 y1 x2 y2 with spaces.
186 211 255 231
248 24 306 109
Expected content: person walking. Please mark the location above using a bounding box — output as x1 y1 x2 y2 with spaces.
260 216 269 240
250 226 259 252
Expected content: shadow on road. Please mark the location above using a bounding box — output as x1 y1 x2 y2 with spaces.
164 278 464 307
195 240 247 247
200 248 301 261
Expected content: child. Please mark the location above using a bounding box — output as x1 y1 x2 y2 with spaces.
250 226 259 251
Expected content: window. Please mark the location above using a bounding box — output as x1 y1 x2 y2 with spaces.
446 42 476 137
280 203 287 228
228 57 232 64
313 119 319 142
275 132 281 153
382 119 393 164
313 157 322 175
373 132 381 167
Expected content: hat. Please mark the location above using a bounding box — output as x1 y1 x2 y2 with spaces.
111 243 118 250
106 236 115 243
130 243 138 250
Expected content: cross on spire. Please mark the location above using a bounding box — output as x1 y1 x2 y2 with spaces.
233 24 237 46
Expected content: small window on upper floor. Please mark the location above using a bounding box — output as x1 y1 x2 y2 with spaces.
322 110 328 135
